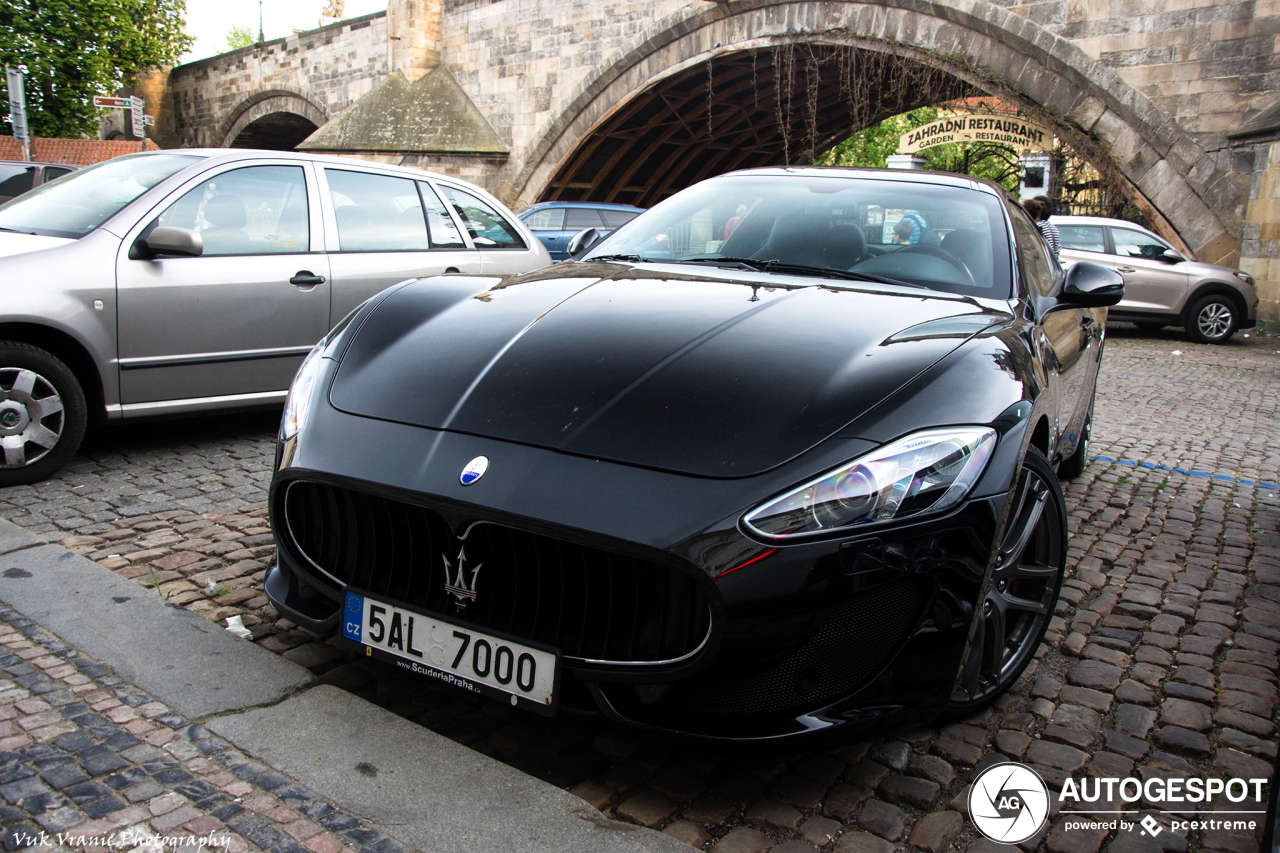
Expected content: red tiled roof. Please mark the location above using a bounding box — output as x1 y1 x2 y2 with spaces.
0 136 161 166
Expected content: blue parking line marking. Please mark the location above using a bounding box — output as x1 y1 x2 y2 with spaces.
1087 455 1279 492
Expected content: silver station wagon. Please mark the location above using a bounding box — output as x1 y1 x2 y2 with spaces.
0 150 551 485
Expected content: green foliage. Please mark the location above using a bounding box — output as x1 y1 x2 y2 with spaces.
225 25 254 51
821 106 1023 193
0 0 195 138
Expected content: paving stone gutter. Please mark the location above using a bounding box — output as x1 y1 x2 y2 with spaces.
1 329 1279 853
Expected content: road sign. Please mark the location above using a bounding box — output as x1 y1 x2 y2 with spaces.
92 96 132 109
5 67 29 159
143 114 155 127
130 96 144 137
92 95 133 110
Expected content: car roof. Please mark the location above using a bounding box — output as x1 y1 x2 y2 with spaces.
521 201 644 211
1048 215 1153 232
126 148 483 187
0 160 78 169
716 165 1008 197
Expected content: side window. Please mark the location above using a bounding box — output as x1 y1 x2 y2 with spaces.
1058 225 1105 253
416 182 467 249
155 165 309 256
564 208 604 229
43 167 73 182
1111 227 1169 261
522 208 565 231
600 209 640 228
1006 202 1056 297
439 185 526 249
0 165 37 197
326 169 430 252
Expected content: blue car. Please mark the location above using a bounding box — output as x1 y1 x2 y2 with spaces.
518 201 644 262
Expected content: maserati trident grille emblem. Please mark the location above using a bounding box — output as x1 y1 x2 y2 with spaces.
442 546 482 609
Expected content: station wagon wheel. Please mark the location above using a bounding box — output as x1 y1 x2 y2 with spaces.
1185 294 1238 345
947 447 1065 715
0 343 88 487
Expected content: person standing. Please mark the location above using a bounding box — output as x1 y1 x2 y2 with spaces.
1022 198 1060 260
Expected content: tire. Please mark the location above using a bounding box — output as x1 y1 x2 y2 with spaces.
1184 294 1238 345
0 342 88 487
946 447 1066 717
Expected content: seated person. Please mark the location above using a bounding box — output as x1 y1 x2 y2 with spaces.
891 219 914 245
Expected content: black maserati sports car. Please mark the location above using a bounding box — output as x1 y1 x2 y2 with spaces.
265 167 1123 740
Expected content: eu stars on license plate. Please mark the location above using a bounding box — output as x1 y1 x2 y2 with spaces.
342 590 559 714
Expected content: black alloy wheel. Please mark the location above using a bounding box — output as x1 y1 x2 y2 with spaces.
1185 294 1238 345
0 343 88 487
947 447 1066 715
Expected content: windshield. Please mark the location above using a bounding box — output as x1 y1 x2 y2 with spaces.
584 174 1012 298
0 153 202 239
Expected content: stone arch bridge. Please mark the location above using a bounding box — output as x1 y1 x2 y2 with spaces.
129 0 1280 319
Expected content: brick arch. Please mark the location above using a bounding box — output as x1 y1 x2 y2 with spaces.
217 90 329 149
513 0 1240 265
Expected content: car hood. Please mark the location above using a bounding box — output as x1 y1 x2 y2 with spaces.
329 263 1005 477
0 231 74 259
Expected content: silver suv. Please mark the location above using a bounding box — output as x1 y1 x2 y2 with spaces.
0 149 551 485
1051 215 1257 345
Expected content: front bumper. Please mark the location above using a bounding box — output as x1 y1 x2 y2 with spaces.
267 401 1007 740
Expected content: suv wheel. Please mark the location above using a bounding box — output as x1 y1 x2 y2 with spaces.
0 343 88 486
1185 295 1238 345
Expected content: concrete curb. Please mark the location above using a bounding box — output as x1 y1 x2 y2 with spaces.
209 685 688 853
0 518 688 853
0 518 313 719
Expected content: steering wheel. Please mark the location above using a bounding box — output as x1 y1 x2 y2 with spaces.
896 244 976 287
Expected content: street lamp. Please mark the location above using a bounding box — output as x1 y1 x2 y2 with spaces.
258 0 264 45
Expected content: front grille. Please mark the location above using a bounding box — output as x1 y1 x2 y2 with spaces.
660 576 932 714
281 481 711 665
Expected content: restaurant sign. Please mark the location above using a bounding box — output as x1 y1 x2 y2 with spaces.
899 112 1054 153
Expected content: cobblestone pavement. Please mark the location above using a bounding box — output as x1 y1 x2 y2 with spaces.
2 326 1279 853
0 606 409 853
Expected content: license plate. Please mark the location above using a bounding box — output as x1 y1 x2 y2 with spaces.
342 590 559 714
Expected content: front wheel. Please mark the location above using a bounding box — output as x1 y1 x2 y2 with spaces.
946 447 1066 717
0 343 88 487
1185 295 1238 344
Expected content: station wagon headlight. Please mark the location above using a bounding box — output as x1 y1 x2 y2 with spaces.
744 427 997 538
280 343 326 440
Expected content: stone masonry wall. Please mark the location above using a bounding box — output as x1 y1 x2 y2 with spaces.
166 12 389 148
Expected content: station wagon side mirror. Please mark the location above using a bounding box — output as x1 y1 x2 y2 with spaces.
566 227 602 259
1161 248 1186 264
137 226 204 259
1059 261 1124 307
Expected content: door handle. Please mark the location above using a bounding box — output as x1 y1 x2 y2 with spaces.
1116 266 1136 273
290 271 326 287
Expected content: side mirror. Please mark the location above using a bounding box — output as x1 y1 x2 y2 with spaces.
566 227 602 259
141 226 203 258
1161 248 1186 264
1059 261 1124 307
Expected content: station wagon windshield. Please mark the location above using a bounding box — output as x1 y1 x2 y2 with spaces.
0 153 202 239
584 174 1012 298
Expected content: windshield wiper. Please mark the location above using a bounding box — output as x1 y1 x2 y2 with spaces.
676 256 928 289
0 226 36 235
586 253 644 263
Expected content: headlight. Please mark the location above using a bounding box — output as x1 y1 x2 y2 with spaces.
280 342 326 440
743 427 997 538
1235 272 1254 287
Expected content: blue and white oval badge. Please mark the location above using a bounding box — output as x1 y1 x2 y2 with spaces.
460 456 489 486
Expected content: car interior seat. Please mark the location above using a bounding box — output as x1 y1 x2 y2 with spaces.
760 215 832 268
938 229 993 286
824 224 867 270
200 194 250 255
